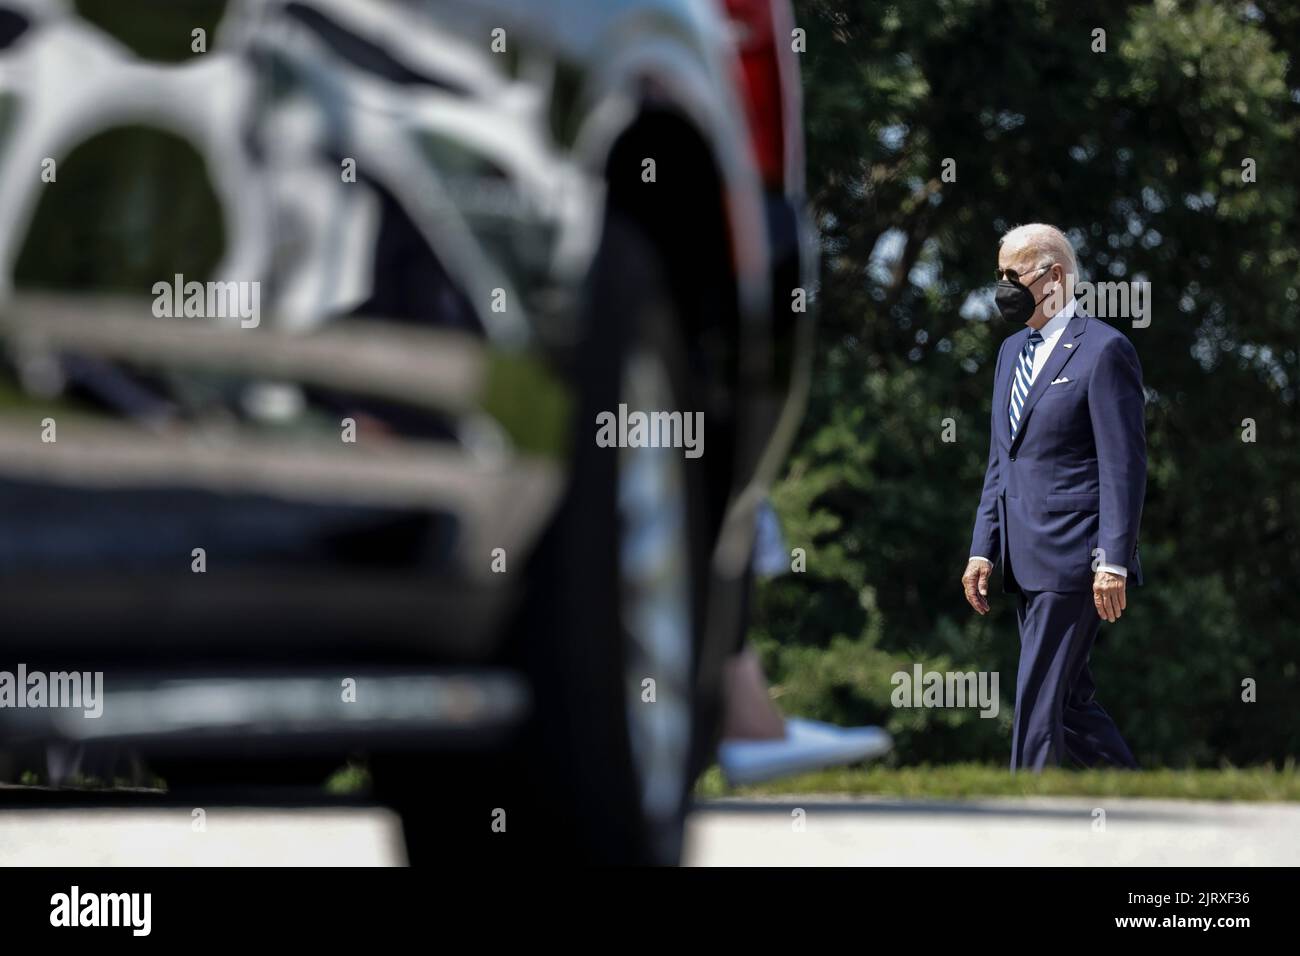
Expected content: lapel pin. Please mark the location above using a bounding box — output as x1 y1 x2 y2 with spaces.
1062 343 1073 349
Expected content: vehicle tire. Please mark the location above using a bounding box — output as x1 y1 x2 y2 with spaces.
384 212 711 866
523 211 710 864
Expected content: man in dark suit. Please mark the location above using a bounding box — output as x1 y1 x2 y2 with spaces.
962 223 1144 771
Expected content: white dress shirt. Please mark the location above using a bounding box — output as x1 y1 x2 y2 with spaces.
970 296 1128 578
1028 295 1075 382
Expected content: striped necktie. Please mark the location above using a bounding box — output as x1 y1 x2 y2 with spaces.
1008 330 1044 440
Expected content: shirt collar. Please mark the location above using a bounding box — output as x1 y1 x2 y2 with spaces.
1037 296 1075 341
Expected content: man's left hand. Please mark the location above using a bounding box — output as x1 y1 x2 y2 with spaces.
1093 571 1127 623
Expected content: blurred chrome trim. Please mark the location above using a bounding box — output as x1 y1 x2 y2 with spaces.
0 294 484 413
0 415 561 578
0 671 530 749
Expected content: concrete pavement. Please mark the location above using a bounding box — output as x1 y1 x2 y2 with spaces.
0 795 1295 865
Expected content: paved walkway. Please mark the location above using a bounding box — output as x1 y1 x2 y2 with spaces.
684 795 1300 865
1 796 1294 865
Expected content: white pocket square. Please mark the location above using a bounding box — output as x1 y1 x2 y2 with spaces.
1050 376 1070 385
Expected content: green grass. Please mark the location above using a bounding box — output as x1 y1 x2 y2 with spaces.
694 761 1300 802
324 762 372 796
14 760 1297 802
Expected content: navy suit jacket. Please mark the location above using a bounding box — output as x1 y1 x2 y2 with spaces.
969 311 1147 593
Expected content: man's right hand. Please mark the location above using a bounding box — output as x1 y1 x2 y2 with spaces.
962 558 993 614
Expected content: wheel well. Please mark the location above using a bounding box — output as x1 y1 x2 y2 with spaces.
603 108 741 533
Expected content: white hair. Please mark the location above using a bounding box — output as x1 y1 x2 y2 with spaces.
999 223 1078 278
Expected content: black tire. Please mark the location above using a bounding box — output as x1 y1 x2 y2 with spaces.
528 212 710 864
383 212 710 865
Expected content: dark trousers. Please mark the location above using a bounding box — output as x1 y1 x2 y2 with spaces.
1011 589 1138 771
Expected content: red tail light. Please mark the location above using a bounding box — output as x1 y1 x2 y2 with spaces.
722 0 799 191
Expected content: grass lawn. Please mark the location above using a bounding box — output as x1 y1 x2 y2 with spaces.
693 762 1300 802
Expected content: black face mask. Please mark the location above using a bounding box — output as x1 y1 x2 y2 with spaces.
994 266 1053 324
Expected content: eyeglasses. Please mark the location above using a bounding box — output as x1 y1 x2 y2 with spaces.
995 263 1054 284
